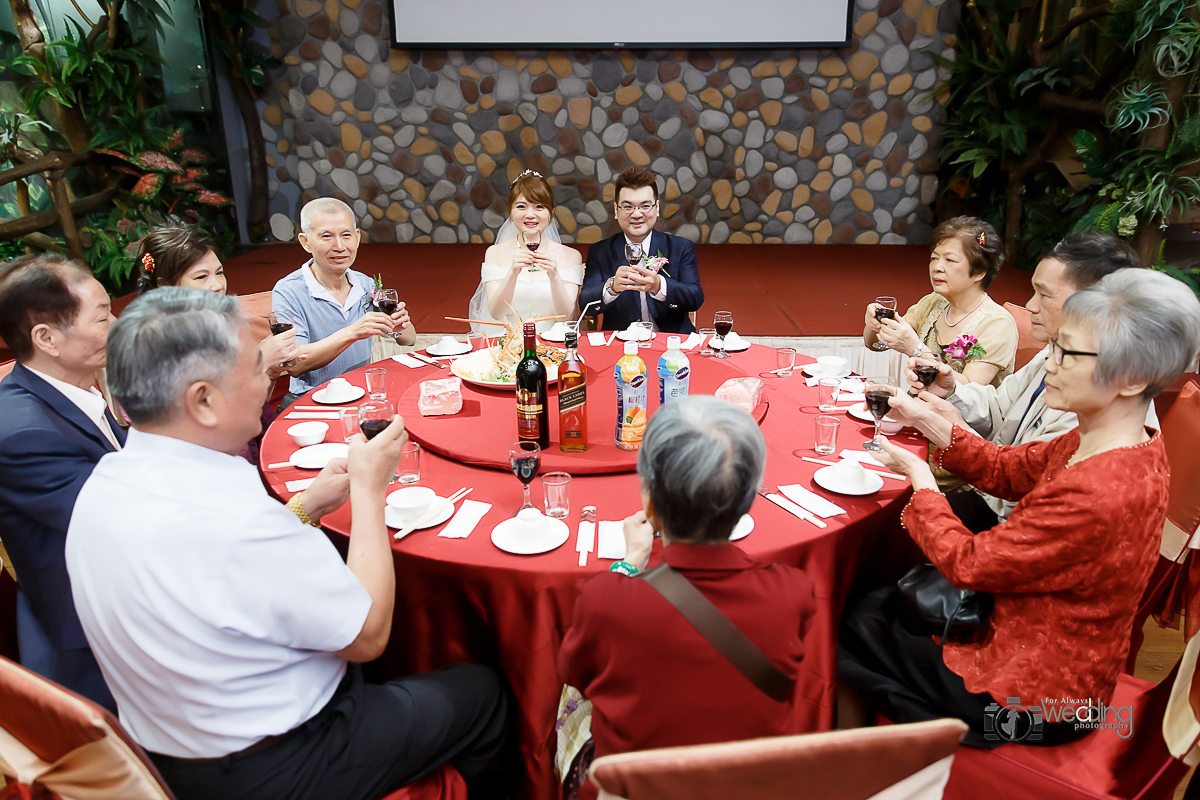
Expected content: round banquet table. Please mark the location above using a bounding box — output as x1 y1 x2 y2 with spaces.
259 337 924 800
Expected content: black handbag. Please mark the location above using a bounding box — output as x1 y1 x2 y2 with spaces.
895 563 993 640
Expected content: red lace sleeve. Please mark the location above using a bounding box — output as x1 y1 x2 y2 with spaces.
933 425 1076 501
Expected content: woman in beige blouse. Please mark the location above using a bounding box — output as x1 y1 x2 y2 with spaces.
864 217 1017 387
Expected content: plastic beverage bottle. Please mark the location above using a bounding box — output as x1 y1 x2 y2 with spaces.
657 335 691 405
614 341 648 451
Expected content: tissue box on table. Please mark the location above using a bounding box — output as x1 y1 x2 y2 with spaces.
715 377 763 414
417 377 463 416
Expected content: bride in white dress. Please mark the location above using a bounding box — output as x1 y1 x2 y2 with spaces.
468 170 584 333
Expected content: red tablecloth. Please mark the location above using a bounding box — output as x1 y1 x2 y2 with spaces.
260 338 923 800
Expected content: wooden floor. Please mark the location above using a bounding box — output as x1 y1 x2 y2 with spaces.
1134 618 1193 799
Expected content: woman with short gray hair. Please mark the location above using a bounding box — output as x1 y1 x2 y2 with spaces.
558 397 817 800
840 268 1200 748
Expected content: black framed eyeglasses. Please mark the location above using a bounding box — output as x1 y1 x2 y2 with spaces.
1048 338 1099 366
616 201 658 214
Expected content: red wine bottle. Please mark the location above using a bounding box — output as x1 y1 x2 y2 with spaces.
515 322 549 448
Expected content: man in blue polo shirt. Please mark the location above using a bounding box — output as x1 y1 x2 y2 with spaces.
272 198 416 400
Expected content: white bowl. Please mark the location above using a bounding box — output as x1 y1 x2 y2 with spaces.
288 421 329 447
437 335 461 349
514 507 548 536
816 355 848 376
387 486 436 525
830 459 872 492
324 378 357 402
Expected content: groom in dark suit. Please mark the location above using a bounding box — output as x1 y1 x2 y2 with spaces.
579 166 704 334
0 254 122 710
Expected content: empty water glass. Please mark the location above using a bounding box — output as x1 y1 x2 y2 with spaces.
818 378 841 412
814 415 840 456
699 328 717 357
339 407 360 442
365 367 387 400
397 441 421 485
468 331 489 351
776 347 797 377
632 321 653 347
541 472 571 518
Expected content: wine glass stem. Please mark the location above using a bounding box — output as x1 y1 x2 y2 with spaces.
873 419 882 448
522 483 532 509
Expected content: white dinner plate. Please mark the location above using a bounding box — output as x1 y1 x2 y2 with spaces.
846 403 902 434
289 442 349 470
729 513 754 541
385 497 455 530
310 386 365 405
710 334 750 352
426 341 472 357
813 465 884 496
616 328 654 342
490 516 571 555
802 365 853 380
538 326 571 343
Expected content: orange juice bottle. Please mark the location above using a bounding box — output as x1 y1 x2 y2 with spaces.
614 341 648 450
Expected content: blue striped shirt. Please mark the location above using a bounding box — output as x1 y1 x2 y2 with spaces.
272 262 375 394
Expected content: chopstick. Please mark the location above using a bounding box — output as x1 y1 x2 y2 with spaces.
605 331 618 346
265 461 293 469
393 487 472 540
757 490 826 528
800 456 907 480
445 316 507 326
409 351 447 369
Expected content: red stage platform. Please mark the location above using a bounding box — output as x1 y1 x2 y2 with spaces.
222 243 1035 337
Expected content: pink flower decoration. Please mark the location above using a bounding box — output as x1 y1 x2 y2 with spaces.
645 256 669 273
945 334 981 361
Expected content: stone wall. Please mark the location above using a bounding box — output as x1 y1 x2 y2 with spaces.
256 0 956 245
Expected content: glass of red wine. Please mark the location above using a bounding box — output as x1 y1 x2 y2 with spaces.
377 289 400 340
871 296 897 351
713 311 734 359
525 229 542 253
267 312 298 368
914 363 940 391
862 376 897 451
624 241 641 268
359 399 398 482
509 441 541 515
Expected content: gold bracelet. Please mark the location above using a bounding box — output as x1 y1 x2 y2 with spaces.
287 492 320 527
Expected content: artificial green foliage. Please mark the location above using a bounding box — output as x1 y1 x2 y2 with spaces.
936 0 1200 269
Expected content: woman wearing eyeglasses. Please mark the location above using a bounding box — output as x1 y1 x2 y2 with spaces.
577 165 705 335
838 268 1200 747
467 169 583 333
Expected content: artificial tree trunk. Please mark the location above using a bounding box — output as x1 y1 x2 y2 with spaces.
9 0 94 156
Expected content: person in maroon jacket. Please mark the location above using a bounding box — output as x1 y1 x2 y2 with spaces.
558 396 817 799
840 268 1200 747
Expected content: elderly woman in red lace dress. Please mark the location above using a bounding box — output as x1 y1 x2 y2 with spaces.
840 268 1200 747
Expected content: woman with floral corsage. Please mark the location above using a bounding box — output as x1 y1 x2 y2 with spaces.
864 216 1018 388
467 170 583 333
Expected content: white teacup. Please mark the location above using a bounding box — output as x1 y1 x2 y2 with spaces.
546 322 569 339
325 377 356 401
514 507 547 537
387 486 436 525
815 355 848 376
435 335 461 352
830 458 871 491
288 421 328 447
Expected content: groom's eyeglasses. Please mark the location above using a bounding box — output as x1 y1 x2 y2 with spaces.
617 201 658 214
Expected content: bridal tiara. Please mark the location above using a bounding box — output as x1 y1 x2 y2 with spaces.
512 169 543 184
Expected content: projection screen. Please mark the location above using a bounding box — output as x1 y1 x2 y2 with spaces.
389 0 853 48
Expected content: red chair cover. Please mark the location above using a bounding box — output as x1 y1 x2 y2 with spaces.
1150 381 1200 639
0 657 175 800
374 764 468 800
588 719 967 800
0 360 15 382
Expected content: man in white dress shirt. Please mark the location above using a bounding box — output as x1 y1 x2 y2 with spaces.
897 233 1150 528
65 288 507 800
0 254 122 710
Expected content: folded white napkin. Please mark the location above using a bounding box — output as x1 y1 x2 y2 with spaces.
678 332 703 350
576 520 595 553
597 521 626 560
840 393 866 403
284 411 340 420
805 375 865 391
777 484 845 518
439 498 490 538
586 332 608 347
840 450 886 467
285 477 316 492
391 354 425 369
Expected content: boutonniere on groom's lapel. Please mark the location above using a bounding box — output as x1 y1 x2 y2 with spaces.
640 251 670 278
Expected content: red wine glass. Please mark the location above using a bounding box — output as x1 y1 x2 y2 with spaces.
509 441 541 514
862 376 896 451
